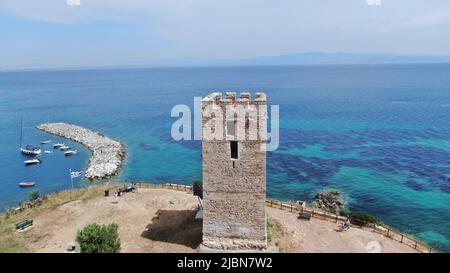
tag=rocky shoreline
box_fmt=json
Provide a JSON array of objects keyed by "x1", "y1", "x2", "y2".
[
  {"x1": 36, "y1": 123, "x2": 125, "y2": 180},
  {"x1": 314, "y1": 189, "x2": 344, "y2": 214}
]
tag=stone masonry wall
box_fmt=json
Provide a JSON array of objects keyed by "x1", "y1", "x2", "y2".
[{"x1": 201, "y1": 92, "x2": 267, "y2": 250}]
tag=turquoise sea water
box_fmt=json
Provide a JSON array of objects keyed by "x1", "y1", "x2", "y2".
[{"x1": 0, "y1": 64, "x2": 450, "y2": 251}]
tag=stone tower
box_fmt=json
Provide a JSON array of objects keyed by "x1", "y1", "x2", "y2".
[{"x1": 201, "y1": 92, "x2": 267, "y2": 250}]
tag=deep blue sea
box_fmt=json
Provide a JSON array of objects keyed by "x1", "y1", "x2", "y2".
[{"x1": 1, "y1": 64, "x2": 450, "y2": 252}]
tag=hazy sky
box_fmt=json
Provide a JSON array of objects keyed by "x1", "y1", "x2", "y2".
[{"x1": 1, "y1": 0, "x2": 450, "y2": 69}]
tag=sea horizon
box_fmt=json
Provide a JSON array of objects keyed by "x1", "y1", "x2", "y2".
[{"x1": 2, "y1": 59, "x2": 450, "y2": 74}]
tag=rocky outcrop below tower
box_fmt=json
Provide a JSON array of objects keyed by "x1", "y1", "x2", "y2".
[
  {"x1": 36, "y1": 123, "x2": 125, "y2": 180},
  {"x1": 314, "y1": 189, "x2": 344, "y2": 214}
]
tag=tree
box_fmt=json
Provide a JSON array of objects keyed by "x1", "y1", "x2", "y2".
[
  {"x1": 29, "y1": 190, "x2": 40, "y2": 202},
  {"x1": 76, "y1": 223, "x2": 121, "y2": 253},
  {"x1": 193, "y1": 180, "x2": 203, "y2": 199}
]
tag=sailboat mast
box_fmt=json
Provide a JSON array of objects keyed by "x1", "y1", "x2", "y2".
[{"x1": 19, "y1": 118, "x2": 23, "y2": 148}]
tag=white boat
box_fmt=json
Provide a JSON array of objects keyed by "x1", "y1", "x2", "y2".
[
  {"x1": 40, "y1": 140, "x2": 52, "y2": 144},
  {"x1": 65, "y1": 150, "x2": 78, "y2": 156},
  {"x1": 24, "y1": 158, "x2": 41, "y2": 165},
  {"x1": 19, "y1": 119, "x2": 41, "y2": 155},
  {"x1": 44, "y1": 150, "x2": 53, "y2": 154},
  {"x1": 21, "y1": 145, "x2": 42, "y2": 156},
  {"x1": 53, "y1": 143, "x2": 65, "y2": 149},
  {"x1": 60, "y1": 146, "x2": 71, "y2": 151},
  {"x1": 19, "y1": 182, "x2": 35, "y2": 187}
]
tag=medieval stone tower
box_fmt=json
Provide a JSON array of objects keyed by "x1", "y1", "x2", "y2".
[{"x1": 201, "y1": 92, "x2": 267, "y2": 250}]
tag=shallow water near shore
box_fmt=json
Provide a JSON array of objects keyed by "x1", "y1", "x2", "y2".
[{"x1": 1, "y1": 64, "x2": 450, "y2": 252}]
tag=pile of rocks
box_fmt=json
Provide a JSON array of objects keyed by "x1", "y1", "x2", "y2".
[
  {"x1": 314, "y1": 189, "x2": 344, "y2": 214},
  {"x1": 37, "y1": 123, "x2": 125, "y2": 180}
]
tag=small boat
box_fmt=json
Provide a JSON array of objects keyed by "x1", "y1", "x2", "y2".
[
  {"x1": 40, "y1": 140, "x2": 52, "y2": 144},
  {"x1": 60, "y1": 146, "x2": 71, "y2": 151},
  {"x1": 19, "y1": 182, "x2": 35, "y2": 187},
  {"x1": 21, "y1": 145, "x2": 42, "y2": 156},
  {"x1": 44, "y1": 150, "x2": 53, "y2": 154},
  {"x1": 53, "y1": 143, "x2": 65, "y2": 149},
  {"x1": 65, "y1": 150, "x2": 78, "y2": 156},
  {"x1": 24, "y1": 158, "x2": 41, "y2": 165}
]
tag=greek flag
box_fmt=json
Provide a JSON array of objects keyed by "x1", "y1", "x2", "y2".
[{"x1": 70, "y1": 170, "x2": 83, "y2": 179}]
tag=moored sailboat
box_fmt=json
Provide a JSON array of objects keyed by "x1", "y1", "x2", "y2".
[
  {"x1": 19, "y1": 119, "x2": 41, "y2": 156},
  {"x1": 21, "y1": 145, "x2": 42, "y2": 156}
]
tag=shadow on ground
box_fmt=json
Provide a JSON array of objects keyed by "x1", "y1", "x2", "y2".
[{"x1": 141, "y1": 209, "x2": 202, "y2": 249}]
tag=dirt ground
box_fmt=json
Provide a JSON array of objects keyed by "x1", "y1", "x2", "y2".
[
  {"x1": 25, "y1": 188, "x2": 201, "y2": 253},
  {"x1": 266, "y1": 207, "x2": 418, "y2": 253},
  {"x1": 8, "y1": 188, "x2": 418, "y2": 253}
]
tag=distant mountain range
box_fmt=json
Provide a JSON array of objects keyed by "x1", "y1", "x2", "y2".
[
  {"x1": 3, "y1": 52, "x2": 450, "y2": 71},
  {"x1": 149, "y1": 52, "x2": 450, "y2": 67}
]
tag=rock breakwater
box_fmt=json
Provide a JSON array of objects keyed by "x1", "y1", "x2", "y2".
[{"x1": 37, "y1": 123, "x2": 125, "y2": 180}]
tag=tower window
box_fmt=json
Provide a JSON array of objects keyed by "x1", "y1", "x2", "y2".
[{"x1": 230, "y1": 141, "x2": 238, "y2": 159}]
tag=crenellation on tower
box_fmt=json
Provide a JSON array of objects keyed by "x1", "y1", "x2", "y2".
[{"x1": 255, "y1": 92, "x2": 267, "y2": 103}]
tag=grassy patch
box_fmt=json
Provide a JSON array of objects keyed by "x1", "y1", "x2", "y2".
[
  {"x1": 267, "y1": 217, "x2": 285, "y2": 245},
  {"x1": 0, "y1": 183, "x2": 117, "y2": 253},
  {"x1": 0, "y1": 217, "x2": 27, "y2": 252}
]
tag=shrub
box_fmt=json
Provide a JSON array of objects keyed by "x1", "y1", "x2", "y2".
[
  {"x1": 339, "y1": 209, "x2": 350, "y2": 217},
  {"x1": 76, "y1": 223, "x2": 121, "y2": 253},
  {"x1": 349, "y1": 211, "x2": 383, "y2": 227},
  {"x1": 29, "y1": 190, "x2": 40, "y2": 202},
  {"x1": 193, "y1": 180, "x2": 203, "y2": 199}
]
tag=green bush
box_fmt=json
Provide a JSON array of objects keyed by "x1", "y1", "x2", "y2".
[
  {"x1": 349, "y1": 211, "x2": 383, "y2": 227},
  {"x1": 339, "y1": 209, "x2": 350, "y2": 217},
  {"x1": 76, "y1": 223, "x2": 121, "y2": 253},
  {"x1": 193, "y1": 180, "x2": 203, "y2": 199},
  {"x1": 29, "y1": 190, "x2": 40, "y2": 202}
]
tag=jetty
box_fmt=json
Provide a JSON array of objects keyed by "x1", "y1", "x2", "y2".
[{"x1": 36, "y1": 123, "x2": 125, "y2": 180}]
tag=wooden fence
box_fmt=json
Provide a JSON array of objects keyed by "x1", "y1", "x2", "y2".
[{"x1": 134, "y1": 182, "x2": 193, "y2": 192}]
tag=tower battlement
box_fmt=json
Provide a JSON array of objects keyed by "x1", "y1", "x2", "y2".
[
  {"x1": 201, "y1": 91, "x2": 267, "y2": 142},
  {"x1": 202, "y1": 92, "x2": 267, "y2": 104}
]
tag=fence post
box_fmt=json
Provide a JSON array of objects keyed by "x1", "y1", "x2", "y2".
[
  {"x1": 290, "y1": 204, "x2": 293, "y2": 212},
  {"x1": 335, "y1": 214, "x2": 338, "y2": 223},
  {"x1": 400, "y1": 235, "x2": 403, "y2": 243},
  {"x1": 414, "y1": 241, "x2": 418, "y2": 249},
  {"x1": 270, "y1": 200, "x2": 273, "y2": 207}
]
